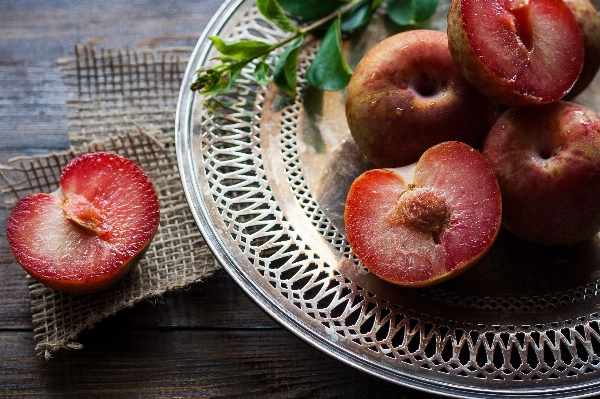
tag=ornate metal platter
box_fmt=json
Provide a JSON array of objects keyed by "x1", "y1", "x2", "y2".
[{"x1": 176, "y1": 0, "x2": 600, "y2": 397}]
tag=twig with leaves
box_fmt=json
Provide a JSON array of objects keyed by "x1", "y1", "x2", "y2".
[{"x1": 190, "y1": 0, "x2": 439, "y2": 97}]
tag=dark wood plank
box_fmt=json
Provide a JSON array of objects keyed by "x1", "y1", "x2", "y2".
[
  {"x1": 0, "y1": 65, "x2": 70, "y2": 153},
  {"x1": 0, "y1": 0, "x2": 222, "y2": 157},
  {"x1": 0, "y1": 257, "x2": 32, "y2": 328},
  {"x1": 95, "y1": 270, "x2": 282, "y2": 330},
  {"x1": 0, "y1": 258, "x2": 281, "y2": 330},
  {"x1": 0, "y1": 329, "x2": 439, "y2": 398},
  {"x1": 0, "y1": 0, "x2": 223, "y2": 63}
]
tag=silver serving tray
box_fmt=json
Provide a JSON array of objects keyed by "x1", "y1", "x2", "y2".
[{"x1": 176, "y1": 1, "x2": 600, "y2": 397}]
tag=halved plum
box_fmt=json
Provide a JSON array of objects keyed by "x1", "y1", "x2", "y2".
[
  {"x1": 448, "y1": 0, "x2": 585, "y2": 106},
  {"x1": 344, "y1": 141, "x2": 502, "y2": 287},
  {"x1": 7, "y1": 152, "x2": 160, "y2": 294}
]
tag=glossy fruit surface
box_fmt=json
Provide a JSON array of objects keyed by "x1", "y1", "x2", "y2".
[
  {"x1": 7, "y1": 152, "x2": 160, "y2": 294},
  {"x1": 448, "y1": 0, "x2": 584, "y2": 106},
  {"x1": 563, "y1": 0, "x2": 600, "y2": 99},
  {"x1": 344, "y1": 141, "x2": 501, "y2": 287},
  {"x1": 482, "y1": 102, "x2": 600, "y2": 246},
  {"x1": 346, "y1": 29, "x2": 495, "y2": 168}
]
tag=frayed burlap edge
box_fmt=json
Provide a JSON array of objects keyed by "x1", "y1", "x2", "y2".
[{"x1": 0, "y1": 46, "x2": 220, "y2": 359}]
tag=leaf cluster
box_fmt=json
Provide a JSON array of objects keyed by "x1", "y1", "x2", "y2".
[{"x1": 191, "y1": 0, "x2": 439, "y2": 97}]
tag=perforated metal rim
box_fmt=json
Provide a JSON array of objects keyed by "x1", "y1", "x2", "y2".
[{"x1": 175, "y1": 1, "x2": 600, "y2": 397}]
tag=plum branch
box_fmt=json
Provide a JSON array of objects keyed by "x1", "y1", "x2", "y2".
[{"x1": 190, "y1": 0, "x2": 439, "y2": 97}]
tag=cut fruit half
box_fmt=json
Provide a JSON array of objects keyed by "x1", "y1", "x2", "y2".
[
  {"x1": 7, "y1": 152, "x2": 160, "y2": 294},
  {"x1": 448, "y1": 0, "x2": 585, "y2": 106},
  {"x1": 344, "y1": 141, "x2": 502, "y2": 287}
]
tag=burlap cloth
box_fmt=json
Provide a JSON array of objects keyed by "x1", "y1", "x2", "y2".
[{"x1": 0, "y1": 46, "x2": 220, "y2": 359}]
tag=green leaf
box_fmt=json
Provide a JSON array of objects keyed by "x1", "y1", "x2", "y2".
[
  {"x1": 306, "y1": 15, "x2": 352, "y2": 91},
  {"x1": 273, "y1": 37, "x2": 304, "y2": 97},
  {"x1": 205, "y1": 97, "x2": 235, "y2": 113},
  {"x1": 198, "y1": 61, "x2": 247, "y2": 96},
  {"x1": 340, "y1": 1, "x2": 373, "y2": 32},
  {"x1": 278, "y1": 0, "x2": 345, "y2": 21},
  {"x1": 386, "y1": 0, "x2": 439, "y2": 26},
  {"x1": 257, "y1": 0, "x2": 297, "y2": 33},
  {"x1": 210, "y1": 36, "x2": 274, "y2": 61},
  {"x1": 370, "y1": 0, "x2": 384, "y2": 9},
  {"x1": 212, "y1": 55, "x2": 241, "y2": 63},
  {"x1": 222, "y1": 64, "x2": 245, "y2": 92},
  {"x1": 254, "y1": 59, "x2": 271, "y2": 86}
]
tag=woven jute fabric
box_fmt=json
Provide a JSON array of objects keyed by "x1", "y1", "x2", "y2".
[{"x1": 0, "y1": 46, "x2": 219, "y2": 359}]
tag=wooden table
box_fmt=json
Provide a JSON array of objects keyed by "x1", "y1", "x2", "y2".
[{"x1": 0, "y1": 1, "x2": 443, "y2": 397}]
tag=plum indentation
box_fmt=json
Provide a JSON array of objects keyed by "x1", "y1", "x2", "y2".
[
  {"x1": 409, "y1": 73, "x2": 443, "y2": 97},
  {"x1": 533, "y1": 129, "x2": 563, "y2": 161},
  {"x1": 395, "y1": 187, "x2": 449, "y2": 238},
  {"x1": 537, "y1": 144, "x2": 561, "y2": 161},
  {"x1": 509, "y1": 0, "x2": 534, "y2": 52}
]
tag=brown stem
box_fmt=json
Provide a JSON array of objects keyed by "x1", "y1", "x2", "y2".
[{"x1": 300, "y1": 0, "x2": 364, "y2": 34}]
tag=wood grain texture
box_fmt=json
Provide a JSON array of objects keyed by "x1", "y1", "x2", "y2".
[
  {"x1": 0, "y1": 329, "x2": 439, "y2": 398},
  {"x1": 0, "y1": 1, "x2": 441, "y2": 397}
]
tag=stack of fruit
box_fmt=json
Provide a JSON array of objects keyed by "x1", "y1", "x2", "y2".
[{"x1": 344, "y1": 0, "x2": 600, "y2": 287}]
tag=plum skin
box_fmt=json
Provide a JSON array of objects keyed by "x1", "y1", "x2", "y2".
[
  {"x1": 563, "y1": 0, "x2": 600, "y2": 99},
  {"x1": 344, "y1": 141, "x2": 502, "y2": 287},
  {"x1": 447, "y1": 0, "x2": 585, "y2": 106},
  {"x1": 481, "y1": 102, "x2": 600, "y2": 246},
  {"x1": 345, "y1": 29, "x2": 496, "y2": 168},
  {"x1": 6, "y1": 152, "x2": 160, "y2": 295}
]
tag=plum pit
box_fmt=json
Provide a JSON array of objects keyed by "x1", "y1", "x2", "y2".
[
  {"x1": 395, "y1": 187, "x2": 449, "y2": 243},
  {"x1": 62, "y1": 193, "x2": 106, "y2": 236}
]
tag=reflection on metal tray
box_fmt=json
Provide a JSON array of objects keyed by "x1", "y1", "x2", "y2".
[{"x1": 176, "y1": 0, "x2": 600, "y2": 397}]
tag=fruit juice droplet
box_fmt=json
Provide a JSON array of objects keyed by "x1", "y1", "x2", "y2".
[{"x1": 574, "y1": 110, "x2": 590, "y2": 126}]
